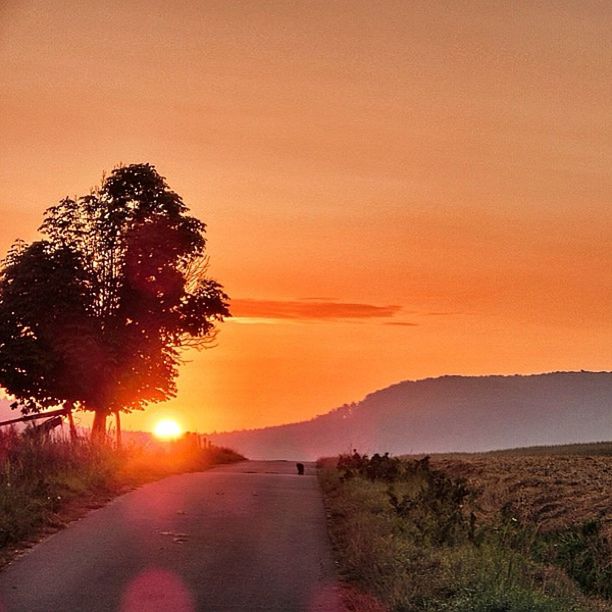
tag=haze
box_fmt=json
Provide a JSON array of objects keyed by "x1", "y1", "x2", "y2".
[{"x1": 1, "y1": 1, "x2": 610, "y2": 433}]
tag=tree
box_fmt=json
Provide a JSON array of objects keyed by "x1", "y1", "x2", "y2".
[{"x1": 0, "y1": 164, "x2": 230, "y2": 441}]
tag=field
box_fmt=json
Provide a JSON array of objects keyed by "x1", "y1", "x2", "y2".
[
  {"x1": 430, "y1": 453, "x2": 611, "y2": 541},
  {"x1": 319, "y1": 443, "x2": 612, "y2": 612},
  {"x1": 481, "y1": 441, "x2": 612, "y2": 457}
]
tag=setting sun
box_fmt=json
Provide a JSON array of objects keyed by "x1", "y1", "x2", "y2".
[{"x1": 153, "y1": 419, "x2": 183, "y2": 441}]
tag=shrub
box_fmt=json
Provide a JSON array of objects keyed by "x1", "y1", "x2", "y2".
[{"x1": 387, "y1": 465, "x2": 472, "y2": 546}]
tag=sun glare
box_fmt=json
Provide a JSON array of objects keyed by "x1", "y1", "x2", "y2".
[{"x1": 153, "y1": 419, "x2": 183, "y2": 440}]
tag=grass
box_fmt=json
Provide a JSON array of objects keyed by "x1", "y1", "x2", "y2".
[
  {"x1": 0, "y1": 427, "x2": 244, "y2": 561},
  {"x1": 319, "y1": 452, "x2": 612, "y2": 612}
]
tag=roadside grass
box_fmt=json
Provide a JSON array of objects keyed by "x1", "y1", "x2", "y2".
[
  {"x1": 319, "y1": 453, "x2": 611, "y2": 612},
  {"x1": 0, "y1": 427, "x2": 244, "y2": 559}
]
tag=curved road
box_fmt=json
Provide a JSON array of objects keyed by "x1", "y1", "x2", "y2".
[{"x1": 0, "y1": 461, "x2": 342, "y2": 612}]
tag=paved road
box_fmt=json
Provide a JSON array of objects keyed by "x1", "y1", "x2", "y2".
[{"x1": 0, "y1": 461, "x2": 342, "y2": 612}]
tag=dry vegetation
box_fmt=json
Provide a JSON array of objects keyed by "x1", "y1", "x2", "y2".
[
  {"x1": 0, "y1": 428, "x2": 244, "y2": 566},
  {"x1": 430, "y1": 454, "x2": 612, "y2": 540},
  {"x1": 319, "y1": 444, "x2": 612, "y2": 612}
]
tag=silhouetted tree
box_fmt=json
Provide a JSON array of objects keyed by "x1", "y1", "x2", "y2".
[{"x1": 0, "y1": 164, "x2": 229, "y2": 441}]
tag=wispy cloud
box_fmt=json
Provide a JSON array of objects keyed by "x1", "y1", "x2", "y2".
[
  {"x1": 298, "y1": 296, "x2": 338, "y2": 301},
  {"x1": 425, "y1": 311, "x2": 464, "y2": 316},
  {"x1": 231, "y1": 298, "x2": 402, "y2": 321},
  {"x1": 384, "y1": 321, "x2": 419, "y2": 326}
]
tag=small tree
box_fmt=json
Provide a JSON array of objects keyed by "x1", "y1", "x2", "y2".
[{"x1": 0, "y1": 164, "x2": 229, "y2": 441}]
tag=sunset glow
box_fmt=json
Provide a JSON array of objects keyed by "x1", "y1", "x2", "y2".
[
  {"x1": 153, "y1": 419, "x2": 183, "y2": 441},
  {"x1": 1, "y1": 2, "x2": 610, "y2": 434}
]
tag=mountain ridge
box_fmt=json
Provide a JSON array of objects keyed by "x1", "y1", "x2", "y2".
[{"x1": 207, "y1": 371, "x2": 612, "y2": 460}]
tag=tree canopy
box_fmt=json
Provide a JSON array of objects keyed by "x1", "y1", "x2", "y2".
[{"x1": 0, "y1": 164, "x2": 229, "y2": 438}]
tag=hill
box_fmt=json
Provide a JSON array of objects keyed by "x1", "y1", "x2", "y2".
[{"x1": 207, "y1": 371, "x2": 612, "y2": 460}]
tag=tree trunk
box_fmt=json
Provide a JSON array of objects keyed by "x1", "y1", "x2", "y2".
[
  {"x1": 91, "y1": 410, "x2": 107, "y2": 444},
  {"x1": 115, "y1": 411, "x2": 122, "y2": 450},
  {"x1": 67, "y1": 405, "x2": 78, "y2": 442}
]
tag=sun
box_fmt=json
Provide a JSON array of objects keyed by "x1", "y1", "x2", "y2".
[{"x1": 153, "y1": 418, "x2": 183, "y2": 440}]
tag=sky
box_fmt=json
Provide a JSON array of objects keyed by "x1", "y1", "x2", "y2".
[{"x1": 1, "y1": 1, "x2": 611, "y2": 434}]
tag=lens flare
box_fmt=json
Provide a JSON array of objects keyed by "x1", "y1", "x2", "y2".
[{"x1": 153, "y1": 419, "x2": 182, "y2": 440}]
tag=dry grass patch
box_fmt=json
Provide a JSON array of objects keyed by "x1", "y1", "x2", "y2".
[
  {"x1": 430, "y1": 454, "x2": 612, "y2": 539},
  {"x1": 0, "y1": 428, "x2": 244, "y2": 566}
]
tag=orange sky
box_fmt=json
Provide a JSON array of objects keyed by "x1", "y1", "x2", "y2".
[{"x1": 1, "y1": 1, "x2": 610, "y2": 434}]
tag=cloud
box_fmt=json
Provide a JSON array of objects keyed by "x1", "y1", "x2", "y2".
[
  {"x1": 384, "y1": 321, "x2": 419, "y2": 326},
  {"x1": 426, "y1": 311, "x2": 464, "y2": 316},
  {"x1": 231, "y1": 298, "x2": 402, "y2": 321},
  {"x1": 298, "y1": 296, "x2": 339, "y2": 301}
]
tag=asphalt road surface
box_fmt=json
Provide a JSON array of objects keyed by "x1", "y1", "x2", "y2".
[{"x1": 0, "y1": 461, "x2": 342, "y2": 612}]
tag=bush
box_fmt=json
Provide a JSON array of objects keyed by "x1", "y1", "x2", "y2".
[
  {"x1": 338, "y1": 451, "x2": 403, "y2": 482},
  {"x1": 387, "y1": 466, "x2": 472, "y2": 547}
]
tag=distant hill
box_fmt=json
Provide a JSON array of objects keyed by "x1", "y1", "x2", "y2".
[{"x1": 207, "y1": 372, "x2": 612, "y2": 460}]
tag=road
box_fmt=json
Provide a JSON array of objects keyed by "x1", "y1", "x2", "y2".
[{"x1": 0, "y1": 461, "x2": 342, "y2": 612}]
